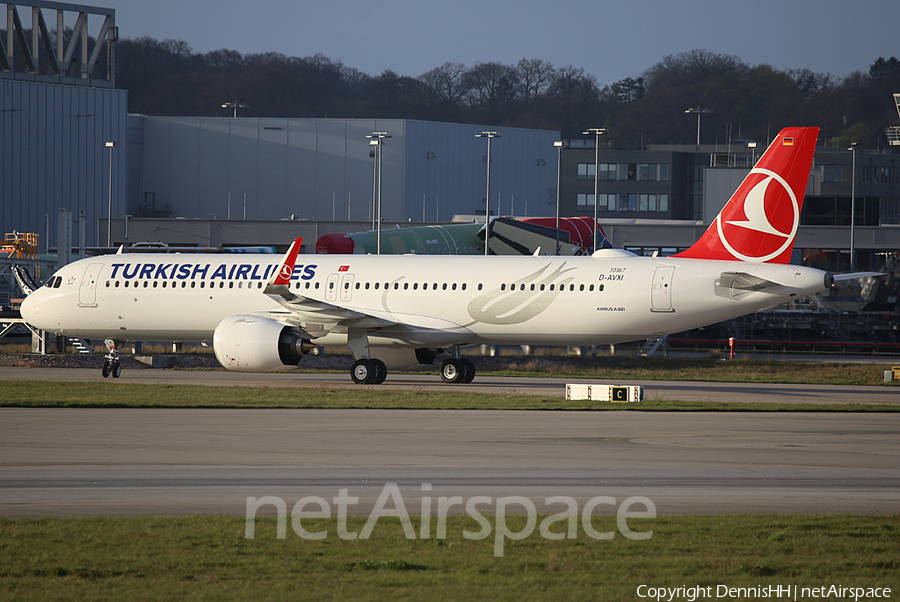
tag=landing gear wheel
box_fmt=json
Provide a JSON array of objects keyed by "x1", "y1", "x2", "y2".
[
  {"x1": 440, "y1": 358, "x2": 465, "y2": 383},
  {"x1": 459, "y1": 358, "x2": 476, "y2": 383},
  {"x1": 102, "y1": 339, "x2": 121, "y2": 379},
  {"x1": 351, "y1": 359, "x2": 377, "y2": 384},
  {"x1": 372, "y1": 359, "x2": 388, "y2": 384}
]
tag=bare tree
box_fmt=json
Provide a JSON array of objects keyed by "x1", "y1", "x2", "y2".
[
  {"x1": 461, "y1": 62, "x2": 520, "y2": 122},
  {"x1": 644, "y1": 49, "x2": 745, "y2": 89},
  {"x1": 515, "y1": 58, "x2": 555, "y2": 108}
]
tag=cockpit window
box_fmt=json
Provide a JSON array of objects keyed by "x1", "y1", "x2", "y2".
[{"x1": 45, "y1": 276, "x2": 62, "y2": 288}]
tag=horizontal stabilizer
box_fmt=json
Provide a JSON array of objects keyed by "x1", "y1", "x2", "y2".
[
  {"x1": 715, "y1": 271, "x2": 779, "y2": 298},
  {"x1": 716, "y1": 272, "x2": 777, "y2": 291},
  {"x1": 831, "y1": 272, "x2": 883, "y2": 282}
]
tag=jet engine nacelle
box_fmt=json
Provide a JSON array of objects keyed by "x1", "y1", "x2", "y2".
[{"x1": 213, "y1": 314, "x2": 314, "y2": 371}]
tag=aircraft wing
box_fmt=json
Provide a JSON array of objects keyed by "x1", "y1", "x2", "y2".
[{"x1": 263, "y1": 238, "x2": 473, "y2": 346}]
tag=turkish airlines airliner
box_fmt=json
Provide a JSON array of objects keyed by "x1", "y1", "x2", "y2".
[{"x1": 20, "y1": 127, "x2": 845, "y2": 384}]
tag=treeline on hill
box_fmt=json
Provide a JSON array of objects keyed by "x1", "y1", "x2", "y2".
[{"x1": 117, "y1": 39, "x2": 900, "y2": 149}]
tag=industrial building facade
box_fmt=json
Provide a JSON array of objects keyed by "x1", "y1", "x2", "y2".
[
  {"x1": 129, "y1": 117, "x2": 560, "y2": 226},
  {"x1": 1, "y1": 0, "x2": 124, "y2": 250},
  {"x1": 1, "y1": 78, "x2": 127, "y2": 250}
]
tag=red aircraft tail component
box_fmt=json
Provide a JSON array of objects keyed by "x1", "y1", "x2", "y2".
[
  {"x1": 271, "y1": 237, "x2": 303, "y2": 285},
  {"x1": 674, "y1": 127, "x2": 819, "y2": 264},
  {"x1": 316, "y1": 233, "x2": 355, "y2": 254}
]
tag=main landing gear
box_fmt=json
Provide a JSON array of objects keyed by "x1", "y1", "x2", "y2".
[
  {"x1": 350, "y1": 358, "x2": 387, "y2": 385},
  {"x1": 101, "y1": 339, "x2": 122, "y2": 378},
  {"x1": 348, "y1": 348, "x2": 476, "y2": 385},
  {"x1": 346, "y1": 327, "x2": 477, "y2": 385},
  {"x1": 439, "y1": 356, "x2": 475, "y2": 384}
]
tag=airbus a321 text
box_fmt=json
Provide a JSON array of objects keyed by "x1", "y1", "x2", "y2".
[{"x1": 21, "y1": 127, "x2": 850, "y2": 384}]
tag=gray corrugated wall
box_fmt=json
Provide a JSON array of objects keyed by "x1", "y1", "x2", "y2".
[
  {"x1": 0, "y1": 79, "x2": 127, "y2": 249},
  {"x1": 403, "y1": 121, "x2": 559, "y2": 222},
  {"x1": 136, "y1": 117, "x2": 559, "y2": 226},
  {"x1": 139, "y1": 117, "x2": 410, "y2": 223}
]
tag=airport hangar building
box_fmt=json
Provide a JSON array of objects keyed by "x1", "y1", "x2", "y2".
[{"x1": 3, "y1": 0, "x2": 900, "y2": 274}]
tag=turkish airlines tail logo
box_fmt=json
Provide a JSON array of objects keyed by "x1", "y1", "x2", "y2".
[
  {"x1": 726, "y1": 175, "x2": 790, "y2": 237},
  {"x1": 674, "y1": 127, "x2": 819, "y2": 264},
  {"x1": 271, "y1": 237, "x2": 303, "y2": 286}
]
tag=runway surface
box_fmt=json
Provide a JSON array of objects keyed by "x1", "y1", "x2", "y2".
[
  {"x1": 1, "y1": 407, "x2": 898, "y2": 518},
  {"x1": 1, "y1": 366, "x2": 898, "y2": 404}
]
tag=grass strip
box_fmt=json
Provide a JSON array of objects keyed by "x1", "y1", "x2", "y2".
[
  {"x1": 474, "y1": 356, "x2": 900, "y2": 386},
  {"x1": 1, "y1": 514, "x2": 897, "y2": 601},
  {"x1": 0, "y1": 381, "x2": 897, "y2": 412}
]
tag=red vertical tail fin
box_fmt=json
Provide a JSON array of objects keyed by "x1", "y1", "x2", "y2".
[{"x1": 674, "y1": 127, "x2": 819, "y2": 263}]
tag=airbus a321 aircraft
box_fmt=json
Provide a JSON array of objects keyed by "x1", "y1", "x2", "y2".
[{"x1": 21, "y1": 127, "x2": 842, "y2": 384}]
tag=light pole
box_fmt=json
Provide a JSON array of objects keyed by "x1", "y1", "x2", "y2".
[
  {"x1": 553, "y1": 140, "x2": 564, "y2": 255},
  {"x1": 105, "y1": 141, "x2": 117, "y2": 247},
  {"x1": 366, "y1": 132, "x2": 391, "y2": 254},
  {"x1": 221, "y1": 101, "x2": 249, "y2": 118},
  {"x1": 849, "y1": 142, "x2": 858, "y2": 271},
  {"x1": 369, "y1": 141, "x2": 378, "y2": 230},
  {"x1": 582, "y1": 128, "x2": 608, "y2": 252},
  {"x1": 685, "y1": 107, "x2": 712, "y2": 147},
  {"x1": 476, "y1": 131, "x2": 500, "y2": 256}
]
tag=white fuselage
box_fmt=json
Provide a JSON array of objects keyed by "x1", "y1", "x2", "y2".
[{"x1": 21, "y1": 251, "x2": 829, "y2": 348}]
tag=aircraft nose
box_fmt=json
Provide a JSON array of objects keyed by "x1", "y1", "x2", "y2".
[
  {"x1": 19, "y1": 290, "x2": 49, "y2": 330},
  {"x1": 19, "y1": 293, "x2": 38, "y2": 323}
]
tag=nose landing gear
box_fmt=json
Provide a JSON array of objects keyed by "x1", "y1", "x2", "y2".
[{"x1": 102, "y1": 339, "x2": 122, "y2": 378}]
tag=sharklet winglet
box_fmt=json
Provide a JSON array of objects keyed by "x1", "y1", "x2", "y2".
[{"x1": 268, "y1": 237, "x2": 303, "y2": 287}]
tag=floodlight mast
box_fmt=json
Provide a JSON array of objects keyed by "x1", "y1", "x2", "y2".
[
  {"x1": 221, "y1": 101, "x2": 249, "y2": 118},
  {"x1": 366, "y1": 132, "x2": 391, "y2": 254},
  {"x1": 849, "y1": 142, "x2": 857, "y2": 271},
  {"x1": 685, "y1": 107, "x2": 712, "y2": 147},
  {"x1": 582, "y1": 128, "x2": 607, "y2": 252},
  {"x1": 476, "y1": 131, "x2": 500, "y2": 256},
  {"x1": 105, "y1": 141, "x2": 117, "y2": 247},
  {"x1": 553, "y1": 141, "x2": 564, "y2": 255}
]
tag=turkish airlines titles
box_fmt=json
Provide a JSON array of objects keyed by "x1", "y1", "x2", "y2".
[{"x1": 106, "y1": 262, "x2": 318, "y2": 282}]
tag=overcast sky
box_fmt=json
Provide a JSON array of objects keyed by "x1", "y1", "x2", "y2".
[{"x1": 100, "y1": 0, "x2": 898, "y2": 85}]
